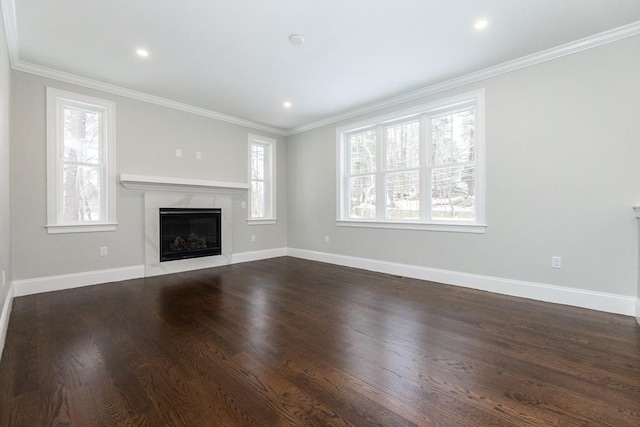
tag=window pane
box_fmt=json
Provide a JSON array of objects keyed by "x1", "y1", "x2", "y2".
[
  {"x1": 251, "y1": 144, "x2": 265, "y2": 180},
  {"x1": 63, "y1": 165, "x2": 101, "y2": 221},
  {"x1": 349, "y1": 130, "x2": 376, "y2": 174},
  {"x1": 432, "y1": 166, "x2": 475, "y2": 220},
  {"x1": 386, "y1": 121, "x2": 419, "y2": 170},
  {"x1": 432, "y1": 109, "x2": 474, "y2": 166},
  {"x1": 386, "y1": 171, "x2": 419, "y2": 219},
  {"x1": 64, "y1": 107, "x2": 100, "y2": 164},
  {"x1": 349, "y1": 175, "x2": 376, "y2": 219},
  {"x1": 251, "y1": 180, "x2": 265, "y2": 218}
]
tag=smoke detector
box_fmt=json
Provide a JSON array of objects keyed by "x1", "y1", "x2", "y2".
[{"x1": 289, "y1": 34, "x2": 305, "y2": 45}]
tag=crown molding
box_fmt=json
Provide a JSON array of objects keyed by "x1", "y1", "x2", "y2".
[
  {"x1": 1, "y1": 0, "x2": 286, "y2": 135},
  {"x1": 2, "y1": 0, "x2": 637, "y2": 137},
  {"x1": 286, "y1": 21, "x2": 640, "y2": 136},
  {"x1": 13, "y1": 60, "x2": 287, "y2": 136}
]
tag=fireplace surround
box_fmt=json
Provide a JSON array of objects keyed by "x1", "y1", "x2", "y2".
[
  {"x1": 120, "y1": 174, "x2": 247, "y2": 277},
  {"x1": 143, "y1": 193, "x2": 233, "y2": 277}
]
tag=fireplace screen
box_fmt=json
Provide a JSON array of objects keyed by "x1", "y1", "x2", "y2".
[{"x1": 159, "y1": 208, "x2": 221, "y2": 262}]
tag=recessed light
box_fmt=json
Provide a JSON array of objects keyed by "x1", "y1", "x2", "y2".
[
  {"x1": 474, "y1": 19, "x2": 488, "y2": 30},
  {"x1": 289, "y1": 34, "x2": 304, "y2": 45},
  {"x1": 283, "y1": 101, "x2": 292, "y2": 108},
  {"x1": 136, "y1": 48, "x2": 149, "y2": 57}
]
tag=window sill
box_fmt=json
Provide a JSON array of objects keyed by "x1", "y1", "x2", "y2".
[
  {"x1": 46, "y1": 223, "x2": 118, "y2": 234},
  {"x1": 247, "y1": 218, "x2": 277, "y2": 226},
  {"x1": 336, "y1": 220, "x2": 486, "y2": 233}
]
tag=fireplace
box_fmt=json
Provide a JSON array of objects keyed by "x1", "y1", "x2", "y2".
[{"x1": 159, "y1": 208, "x2": 221, "y2": 262}]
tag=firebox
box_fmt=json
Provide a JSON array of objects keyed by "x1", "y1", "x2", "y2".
[{"x1": 159, "y1": 208, "x2": 221, "y2": 262}]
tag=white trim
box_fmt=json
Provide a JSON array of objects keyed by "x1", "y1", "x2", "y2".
[
  {"x1": 288, "y1": 22, "x2": 640, "y2": 135},
  {"x1": 248, "y1": 134, "x2": 277, "y2": 221},
  {"x1": 286, "y1": 248, "x2": 637, "y2": 317},
  {"x1": 45, "y1": 223, "x2": 117, "y2": 234},
  {"x1": 337, "y1": 89, "x2": 485, "y2": 229},
  {"x1": 0, "y1": 284, "x2": 14, "y2": 363},
  {"x1": 336, "y1": 220, "x2": 486, "y2": 233},
  {"x1": 12, "y1": 265, "x2": 145, "y2": 297},
  {"x1": 232, "y1": 248, "x2": 287, "y2": 264},
  {"x1": 7, "y1": 252, "x2": 639, "y2": 321},
  {"x1": 120, "y1": 173, "x2": 248, "y2": 194},
  {"x1": 13, "y1": 59, "x2": 288, "y2": 136},
  {"x1": 247, "y1": 219, "x2": 277, "y2": 225},
  {"x1": 46, "y1": 87, "x2": 117, "y2": 232},
  {"x1": 1, "y1": 0, "x2": 635, "y2": 137}
]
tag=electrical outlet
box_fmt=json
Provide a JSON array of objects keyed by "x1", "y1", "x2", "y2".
[
  {"x1": 324, "y1": 235, "x2": 330, "y2": 243},
  {"x1": 175, "y1": 148, "x2": 182, "y2": 157},
  {"x1": 100, "y1": 246, "x2": 108, "y2": 256},
  {"x1": 551, "y1": 256, "x2": 561, "y2": 269},
  {"x1": 196, "y1": 152, "x2": 201, "y2": 160},
  {"x1": 251, "y1": 235, "x2": 256, "y2": 242}
]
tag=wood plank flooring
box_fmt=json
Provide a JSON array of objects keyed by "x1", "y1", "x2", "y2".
[{"x1": 0, "y1": 256, "x2": 638, "y2": 426}]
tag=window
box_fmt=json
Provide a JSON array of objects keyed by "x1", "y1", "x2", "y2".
[
  {"x1": 248, "y1": 134, "x2": 276, "y2": 224},
  {"x1": 337, "y1": 90, "x2": 485, "y2": 232},
  {"x1": 46, "y1": 88, "x2": 116, "y2": 233}
]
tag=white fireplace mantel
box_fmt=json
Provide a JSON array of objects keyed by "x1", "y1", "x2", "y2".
[{"x1": 120, "y1": 173, "x2": 248, "y2": 194}]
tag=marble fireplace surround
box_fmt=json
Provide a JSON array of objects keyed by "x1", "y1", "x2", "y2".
[{"x1": 120, "y1": 174, "x2": 248, "y2": 277}]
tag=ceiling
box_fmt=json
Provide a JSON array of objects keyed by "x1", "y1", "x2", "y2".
[{"x1": 5, "y1": 0, "x2": 640, "y2": 133}]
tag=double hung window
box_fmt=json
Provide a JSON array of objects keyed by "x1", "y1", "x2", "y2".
[
  {"x1": 248, "y1": 134, "x2": 276, "y2": 224},
  {"x1": 338, "y1": 90, "x2": 485, "y2": 232},
  {"x1": 46, "y1": 88, "x2": 116, "y2": 233}
]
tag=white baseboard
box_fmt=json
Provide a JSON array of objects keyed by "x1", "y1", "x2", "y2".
[
  {"x1": 286, "y1": 248, "x2": 637, "y2": 317},
  {"x1": 232, "y1": 247, "x2": 287, "y2": 264},
  {"x1": 7, "y1": 250, "x2": 638, "y2": 320},
  {"x1": 0, "y1": 284, "x2": 15, "y2": 362},
  {"x1": 13, "y1": 265, "x2": 145, "y2": 297}
]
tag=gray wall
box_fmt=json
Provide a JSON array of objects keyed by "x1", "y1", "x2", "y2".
[
  {"x1": 287, "y1": 36, "x2": 640, "y2": 297},
  {"x1": 0, "y1": 14, "x2": 11, "y2": 305},
  {"x1": 10, "y1": 72, "x2": 287, "y2": 280},
  {"x1": 7, "y1": 33, "x2": 640, "y2": 303}
]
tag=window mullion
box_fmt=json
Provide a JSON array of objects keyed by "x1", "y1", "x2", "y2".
[
  {"x1": 375, "y1": 125, "x2": 385, "y2": 220},
  {"x1": 337, "y1": 89, "x2": 483, "y2": 228},
  {"x1": 420, "y1": 115, "x2": 430, "y2": 222}
]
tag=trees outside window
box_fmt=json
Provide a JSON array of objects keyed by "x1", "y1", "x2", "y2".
[
  {"x1": 338, "y1": 90, "x2": 485, "y2": 232},
  {"x1": 46, "y1": 88, "x2": 116, "y2": 234},
  {"x1": 248, "y1": 134, "x2": 276, "y2": 224}
]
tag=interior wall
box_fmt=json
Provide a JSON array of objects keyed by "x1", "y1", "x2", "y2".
[
  {"x1": 0, "y1": 12, "x2": 11, "y2": 303},
  {"x1": 10, "y1": 71, "x2": 287, "y2": 281},
  {"x1": 287, "y1": 36, "x2": 640, "y2": 298}
]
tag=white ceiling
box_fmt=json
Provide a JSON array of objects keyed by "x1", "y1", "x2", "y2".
[{"x1": 6, "y1": 0, "x2": 640, "y2": 133}]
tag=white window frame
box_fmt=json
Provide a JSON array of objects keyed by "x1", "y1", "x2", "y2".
[
  {"x1": 248, "y1": 134, "x2": 276, "y2": 225},
  {"x1": 336, "y1": 89, "x2": 486, "y2": 233},
  {"x1": 46, "y1": 88, "x2": 117, "y2": 234}
]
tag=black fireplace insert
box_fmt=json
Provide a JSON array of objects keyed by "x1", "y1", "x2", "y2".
[{"x1": 159, "y1": 208, "x2": 221, "y2": 262}]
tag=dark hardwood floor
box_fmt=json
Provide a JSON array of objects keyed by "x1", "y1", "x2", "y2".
[{"x1": 0, "y1": 257, "x2": 638, "y2": 426}]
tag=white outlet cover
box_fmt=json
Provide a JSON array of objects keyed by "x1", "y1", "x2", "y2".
[{"x1": 176, "y1": 149, "x2": 182, "y2": 157}]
